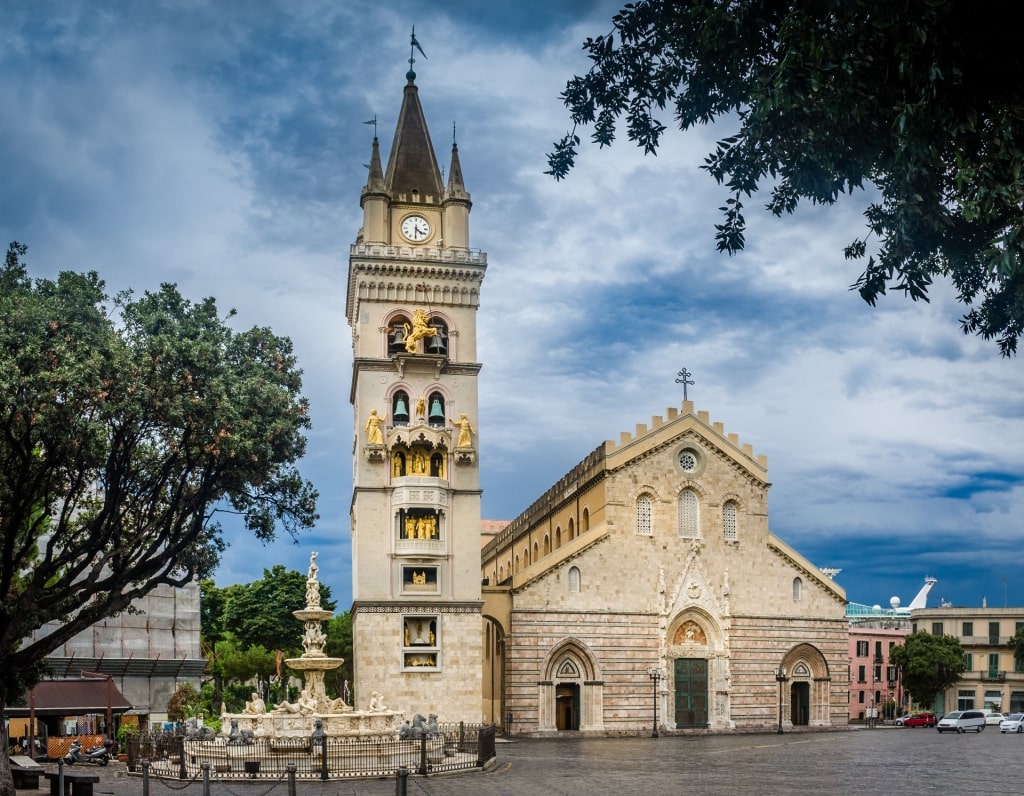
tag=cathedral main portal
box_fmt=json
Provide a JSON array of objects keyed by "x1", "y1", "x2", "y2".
[{"x1": 673, "y1": 658, "x2": 709, "y2": 728}]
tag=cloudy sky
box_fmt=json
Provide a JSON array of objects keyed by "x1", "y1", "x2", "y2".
[{"x1": 4, "y1": 0, "x2": 1023, "y2": 613}]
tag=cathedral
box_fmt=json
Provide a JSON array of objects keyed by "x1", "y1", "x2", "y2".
[{"x1": 346, "y1": 59, "x2": 849, "y2": 733}]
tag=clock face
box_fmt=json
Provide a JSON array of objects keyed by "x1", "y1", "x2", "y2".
[{"x1": 400, "y1": 215, "x2": 431, "y2": 242}]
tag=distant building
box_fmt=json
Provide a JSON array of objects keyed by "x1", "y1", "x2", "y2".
[
  {"x1": 11, "y1": 582, "x2": 206, "y2": 739},
  {"x1": 845, "y1": 579, "x2": 936, "y2": 720},
  {"x1": 910, "y1": 606, "x2": 1024, "y2": 715}
]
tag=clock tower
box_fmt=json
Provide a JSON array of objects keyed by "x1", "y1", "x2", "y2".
[{"x1": 345, "y1": 64, "x2": 485, "y2": 722}]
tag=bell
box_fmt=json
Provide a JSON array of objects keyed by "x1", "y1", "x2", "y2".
[
  {"x1": 394, "y1": 396, "x2": 409, "y2": 422},
  {"x1": 429, "y1": 398, "x2": 444, "y2": 423},
  {"x1": 426, "y1": 326, "x2": 447, "y2": 354}
]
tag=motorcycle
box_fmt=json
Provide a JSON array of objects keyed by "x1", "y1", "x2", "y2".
[{"x1": 63, "y1": 738, "x2": 111, "y2": 766}]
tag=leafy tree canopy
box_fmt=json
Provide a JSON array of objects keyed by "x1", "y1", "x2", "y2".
[
  {"x1": 548, "y1": 0, "x2": 1024, "y2": 355},
  {"x1": 1009, "y1": 626, "x2": 1024, "y2": 668},
  {"x1": 220, "y1": 564, "x2": 335, "y2": 654},
  {"x1": 0, "y1": 242, "x2": 318, "y2": 718},
  {"x1": 890, "y1": 631, "x2": 967, "y2": 709}
]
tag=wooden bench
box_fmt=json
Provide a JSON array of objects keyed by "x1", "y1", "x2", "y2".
[
  {"x1": 42, "y1": 771, "x2": 100, "y2": 796},
  {"x1": 11, "y1": 765, "x2": 42, "y2": 789}
]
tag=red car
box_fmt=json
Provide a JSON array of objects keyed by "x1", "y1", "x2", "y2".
[{"x1": 896, "y1": 712, "x2": 937, "y2": 727}]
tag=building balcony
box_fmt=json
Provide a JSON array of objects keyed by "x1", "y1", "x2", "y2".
[{"x1": 982, "y1": 671, "x2": 1006, "y2": 682}]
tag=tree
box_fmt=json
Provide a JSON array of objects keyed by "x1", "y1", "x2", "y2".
[
  {"x1": 547, "y1": 0, "x2": 1024, "y2": 355},
  {"x1": 166, "y1": 683, "x2": 202, "y2": 722},
  {"x1": 0, "y1": 243, "x2": 318, "y2": 796},
  {"x1": 220, "y1": 564, "x2": 335, "y2": 654},
  {"x1": 1009, "y1": 626, "x2": 1024, "y2": 670},
  {"x1": 890, "y1": 631, "x2": 967, "y2": 710}
]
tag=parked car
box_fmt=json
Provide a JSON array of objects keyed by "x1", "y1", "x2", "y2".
[
  {"x1": 895, "y1": 712, "x2": 937, "y2": 727},
  {"x1": 936, "y1": 710, "x2": 986, "y2": 733},
  {"x1": 999, "y1": 713, "x2": 1024, "y2": 733},
  {"x1": 985, "y1": 712, "x2": 1007, "y2": 726}
]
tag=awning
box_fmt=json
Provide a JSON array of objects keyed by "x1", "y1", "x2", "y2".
[{"x1": 5, "y1": 678, "x2": 132, "y2": 717}]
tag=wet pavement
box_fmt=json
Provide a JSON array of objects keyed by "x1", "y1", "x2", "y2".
[{"x1": 25, "y1": 727, "x2": 1024, "y2": 796}]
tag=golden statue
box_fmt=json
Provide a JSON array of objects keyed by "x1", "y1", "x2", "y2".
[
  {"x1": 454, "y1": 412, "x2": 475, "y2": 448},
  {"x1": 415, "y1": 395, "x2": 427, "y2": 420},
  {"x1": 392, "y1": 450, "x2": 406, "y2": 477},
  {"x1": 404, "y1": 308, "x2": 437, "y2": 354},
  {"x1": 365, "y1": 409, "x2": 385, "y2": 445},
  {"x1": 412, "y1": 570, "x2": 426, "y2": 584}
]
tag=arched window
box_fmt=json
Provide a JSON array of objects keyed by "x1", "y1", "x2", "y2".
[
  {"x1": 427, "y1": 391, "x2": 446, "y2": 427},
  {"x1": 636, "y1": 494, "x2": 653, "y2": 536},
  {"x1": 568, "y1": 517, "x2": 575, "y2": 539},
  {"x1": 678, "y1": 490, "x2": 700, "y2": 538},
  {"x1": 392, "y1": 390, "x2": 410, "y2": 425},
  {"x1": 793, "y1": 577, "x2": 803, "y2": 601},
  {"x1": 388, "y1": 315, "x2": 410, "y2": 355},
  {"x1": 543, "y1": 535, "x2": 550, "y2": 556},
  {"x1": 514, "y1": 555, "x2": 520, "y2": 574},
  {"x1": 524, "y1": 546, "x2": 531, "y2": 567},
  {"x1": 568, "y1": 566, "x2": 581, "y2": 593},
  {"x1": 722, "y1": 500, "x2": 738, "y2": 542},
  {"x1": 425, "y1": 318, "x2": 448, "y2": 356},
  {"x1": 582, "y1": 508, "x2": 590, "y2": 532},
  {"x1": 533, "y1": 541, "x2": 539, "y2": 561},
  {"x1": 555, "y1": 526, "x2": 562, "y2": 548}
]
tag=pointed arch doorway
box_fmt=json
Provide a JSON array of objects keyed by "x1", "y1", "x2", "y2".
[{"x1": 538, "y1": 639, "x2": 605, "y2": 733}]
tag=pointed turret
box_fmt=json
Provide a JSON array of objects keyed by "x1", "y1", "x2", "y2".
[
  {"x1": 360, "y1": 136, "x2": 388, "y2": 243},
  {"x1": 443, "y1": 142, "x2": 471, "y2": 249},
  {"x1": 384, "y1": 76, "x2": 444, "y2": 204}
]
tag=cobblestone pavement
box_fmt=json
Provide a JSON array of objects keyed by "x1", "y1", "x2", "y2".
[{"x1": 31, "y1": 728, "x2": 1024, "y2": 796}]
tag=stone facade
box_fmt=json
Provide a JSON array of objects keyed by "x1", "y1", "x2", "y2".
[
  {"x1": 346, "y1": 70, "x2": 484, "y2": 723},
  {"x1": 482, "y1": 404, "x2": 849, "y2": 734}
]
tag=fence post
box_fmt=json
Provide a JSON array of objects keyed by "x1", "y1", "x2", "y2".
[
  {"x1": 201, "y1": 762, "x2": 210, "y2": 796},
  {"x1": 141, "y1": 758, "x2": 150, "y2": 796},
  {"x1": 320, "y1": 733, "x2": 328, "y2": 780},
  {"x1": 417, "y1": 735, "x2": 427, "y2": 776},
  {"x1": 287, "y1": 763, "x2": 297, "y2": 796},
  {"x1": 57, "y1": 758, "x2": 64, "y2": 796},
  {"x1": 177, "y1": 735, "x2": 187, "y2": 780},
  {"x1": 395, "y1": 765, "x2": 408, "y2": 796}
]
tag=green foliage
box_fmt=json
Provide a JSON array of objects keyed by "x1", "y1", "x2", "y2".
[
  {"x1": 548, "y1": 1, "x2": 1024, "y2": 355},
  {"x1": 167, "y1": 683, "x2": 202, "y2": 721},
  {"x1": 324, "y1": 612, "x2": 353, "y2": 695},
  {"x1": 0, "y1": 242, "x2": 318, "y2": 713},
  {"x1": 1009, "y1": 626, "x2": 1024, "y2": 668},
  {"x1": 221, "y1": 564, "x2": 334, "y2": 654},
  {"x1": 890, "y1": 631, "x2": 967, "y2": 709}
]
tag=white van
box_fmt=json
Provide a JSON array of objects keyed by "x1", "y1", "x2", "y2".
[{"x1": 936, "y1": 709, "x2": 986, "y2": 733}]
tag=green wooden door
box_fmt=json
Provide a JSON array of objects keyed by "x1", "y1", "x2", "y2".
[{"x1": 674, "y1": 658, "x2": 709, "y2": 728}]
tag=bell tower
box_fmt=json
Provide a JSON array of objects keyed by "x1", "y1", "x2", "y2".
[{"x1": 345, "y1": 56, "x2": 485, "y2": 722}]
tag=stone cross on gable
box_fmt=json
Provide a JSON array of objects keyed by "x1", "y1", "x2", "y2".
[{"x1": 675, "y1": 368, "x2": 694, "y2": 402}]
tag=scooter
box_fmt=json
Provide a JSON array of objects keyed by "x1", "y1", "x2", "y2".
[{"x1": 63, "y1": 738, "x2": 110, "y2": 766}]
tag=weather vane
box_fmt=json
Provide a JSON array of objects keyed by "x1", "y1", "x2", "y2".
[
  {"x1": 675, "y1": 367, "x2": 694, "y2": 402},
  {"x1": 363, "y1": 115, "x2": 377, "y2": 138},
  {"x1": 408, "y1": 25, "x2": 427, "y2": 76}
]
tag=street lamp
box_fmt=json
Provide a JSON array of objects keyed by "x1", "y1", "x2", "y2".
[
  {"x1": 774, "y1": 667, "x2": 788, "y2": 734},
  {"x1": 646, "y1": 667, "x2": 664, "y2": 738}
]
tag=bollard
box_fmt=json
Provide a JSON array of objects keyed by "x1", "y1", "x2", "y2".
[
  {"x1": 319, "y1": 733, "x2": 328, "y2": 780},
  {"x1": 201, "y1": 762, "x2": 210, "y2": 796},
  {"x1": 141, "y1": 759, "x2": 150, "y2": 796},
  {"x1": 58, "y1": 758, "x2": 64, "y2": 796},
  {"x1": 395, "y1": 765, "x2": 408, "y2": 796},
  {"x1": 286, "y1": 764, "x2": 297, "y2": 796}
]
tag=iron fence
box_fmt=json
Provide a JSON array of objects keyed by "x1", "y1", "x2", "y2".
[{"x1": 128, "y1": 723, "x2": 495, "y2": 780}]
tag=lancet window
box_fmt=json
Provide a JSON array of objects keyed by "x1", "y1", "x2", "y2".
[{"x1": 678, "y1": 489, "x2": 700, "y2": 538}]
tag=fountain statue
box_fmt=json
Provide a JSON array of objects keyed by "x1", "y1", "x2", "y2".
[{"x1": 218, "y1": 552, "x2": 404, "y2": 740}]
